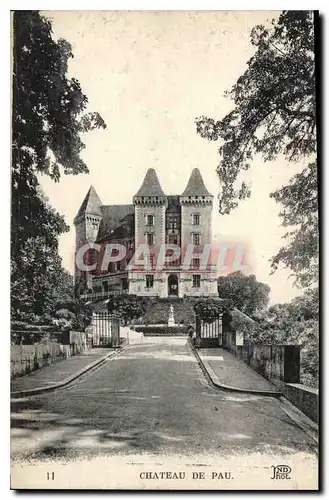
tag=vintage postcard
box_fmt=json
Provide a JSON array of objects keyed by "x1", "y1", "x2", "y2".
[{"x1": 10, "y1": 10, "x2": 319, "y2": 490}]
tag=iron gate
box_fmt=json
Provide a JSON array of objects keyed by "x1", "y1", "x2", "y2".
[
  {"x1": 91, "y1": 312, "x2": 121, "y2": 348},
  {"x1": 195, "y1": 314, "x2": 222, "y2": 347}
]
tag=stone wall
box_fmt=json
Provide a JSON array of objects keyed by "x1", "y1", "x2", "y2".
[
  {"x1": 223, "y1": 342, "x2": 318, "y2": 423},
  {"x1": 69, "y1": 330, "x2": 88, "y2": 355},
  {"x1": 135, "y1": 204, "x2": 166, "y2": 249},
  {"x1": 11, "y1": 343, "x2": 70, "y2": 379},
  {"x1": 129, "y1": 270, "x2": 167, "y2": 297},
  {"x1": 180, "y1": 202, "x2": 212, "y2": 250},
  {"x1": 270, "y1": 380, "x2": 318, "y2": 423},
  {"x1": 227, "y1": 343, "x2": 300, "y2": 383},
  {"x1": 128, "y1": 269, "x2": 218, "y2": 298},
  {"x1": 11, "y1": 331, "x2": 89, "y2": 379}
]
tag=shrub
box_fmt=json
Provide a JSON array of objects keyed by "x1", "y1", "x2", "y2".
[
  {"x1": 133, "y1": 325, "x2": 189, "y2": 335},
  {"x1": 194, "y1": 298, "x2": 224, "y2": 323}
]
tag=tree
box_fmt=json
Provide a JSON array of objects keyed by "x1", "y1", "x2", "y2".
[
  {"x1": 264, "y1": 290, "x2": 318, "y2": 387},
  {"x1": 11, "y1": 236, "x2": 74, "y2": 320},
  {"x1": 236, "y1": 289, "x2": 319, "y2": 387},
  {"x1": 12, "y1": 11, "x2": 106, "y2": 183},
  {"x1": 106, "y1": 295, "x2": 148, "y2": 325},
  {"x1": 218, "y1": 271, "x2": 270, "y2": 316},
  {"x1": 11, "y1": 11, "x2": 106, "y2": 318},
  {"x1": 194, "y1": 298, "x2": 224, "y2": 323},
  {"x1": 195, "y1": 11, "x2": 317, "y2": 287},
  {"x1": 270, "y1": 162, "x2": 318, "y2": 287},
  {"x1": 12, "y1": 11, "x2": 106, "y2": 251}
]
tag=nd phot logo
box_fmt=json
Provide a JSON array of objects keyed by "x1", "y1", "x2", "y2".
[{"x1": 271, "y1": 465, "x2": 292, "y2": 480}]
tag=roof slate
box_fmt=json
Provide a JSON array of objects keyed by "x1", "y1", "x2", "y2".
[
  {"x1": 181, "y1": 168, "x2": 213, "y2": 197},
  {"x1": 97, "y1": 204, "x2": 135, "y2": 240},
  {"x1": 75, "y1": 186, "x2": 103, "y2": 218},
  {"x1": 134, "y1": 168, "x2": 166, "y2": 197}
]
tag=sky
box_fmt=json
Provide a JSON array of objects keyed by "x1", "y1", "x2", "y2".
[{"x1": 39, "y1": 10, "x2": 305, "y2": 305}]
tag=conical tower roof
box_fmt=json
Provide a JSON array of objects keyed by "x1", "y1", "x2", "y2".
[
  {"x1": 75, "y1": 185, "x2": 102, "y2": 219},
  {"x1": 181, "y1": 168, "x2": 213, "y2": 197},
  {"x1": 134, "y1": 168, "x2": 166, "y2": 197}
]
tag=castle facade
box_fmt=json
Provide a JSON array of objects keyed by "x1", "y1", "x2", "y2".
[{"x1": 74, "y1": 168, "x2": 218, "y2": 298}]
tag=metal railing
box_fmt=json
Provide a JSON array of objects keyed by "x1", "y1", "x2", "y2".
[{"x1": 80, "y1": 290, "x2": 124, "y2": 300}]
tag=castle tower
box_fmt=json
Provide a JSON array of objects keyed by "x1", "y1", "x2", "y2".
[
  {"x1": 133, "y1": 168, "x2": 167, "y2": 250},
  {"x1": 180, "y1": 168, "x2": 213, "y2": 250},
  {"x1": 74, "y1": 186, "x2": 103, "y2": 291}
]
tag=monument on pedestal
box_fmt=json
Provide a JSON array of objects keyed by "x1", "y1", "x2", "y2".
[{"x1": 168, "y1": 304, "x2": 176, "y2": 326}]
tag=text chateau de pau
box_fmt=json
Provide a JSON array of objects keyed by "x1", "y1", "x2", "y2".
[{"x1": 74, "y1": 167, "x2": 220, "y2": 298}]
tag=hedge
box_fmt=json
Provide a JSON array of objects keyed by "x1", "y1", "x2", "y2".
[{"x1": 133, "y1": 325, "x2": 190, "y2": 335}]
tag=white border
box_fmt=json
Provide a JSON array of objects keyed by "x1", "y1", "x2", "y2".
[{"x1": 1, "y1": 3, "x2": 327, "y2": 498}]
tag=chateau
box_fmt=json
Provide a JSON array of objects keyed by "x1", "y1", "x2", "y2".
[{"x1": 74, "y1": 168, "x2": 218, "y2": 298}]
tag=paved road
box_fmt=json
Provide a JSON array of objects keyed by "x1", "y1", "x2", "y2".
[{"x1": 11, "y1": 337, "x2": 317, "y2": 462}]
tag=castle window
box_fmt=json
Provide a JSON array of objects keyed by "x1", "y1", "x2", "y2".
[
  {"x1": 168, "y1": 234, "x2": 178, "y2": 245},
  {"x1": 192, "y1": 214, "x2": 200, "y2": 225},
  {"x1": 192, "y1": 275, "x2": 201, "y2": 288},
  {"x1": 146, "y1": 233, "x2": 154, "y2": 246},
  {"x1": 169, "y1": 216, "x2": 178, "y2": 229},
  {"x1": 146, "y1": 214, "x2": 154, "y2": 226},
  {"x1": 192, "y1": 258, "x2": 200, "y2": 269},
  {"x1": 102, "y1": 281, "x2": 108, "y2": 292},
  {"x1": 146, "y1": 275, "x2": 154, "y2": 289},
  {"x1": 192, "y1": 233, "x2": 201, "y2": 245}
]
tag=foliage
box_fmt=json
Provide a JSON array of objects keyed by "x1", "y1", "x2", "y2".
[
  {"x1": 106, "y1": 295, "x2": 148, "y2": 325},
  {"x1": 12, "y1": 10, "x2": 106, "y2": 185},
  {"x1": 133, "y1": 325, "x2": 189, "y2": 335},
  {"x1": 195, "y1": 11, "x2": 317, "y2": 287},
  {"x1": 231, "y1": 288, "x2": 319, "y2": 387},
  {"x1": 11, "y1": 237, "x2": 70, "y2": 318},
  {"x1": 140, "y1": 298, "x2": 196, "y2": 326},
  {"x1": 194, "y1": 298, "x2": 225, "y2": 323},
  {"x1": 270, "y1": 162, "x2": 318, "y2": 287},
  {"x1": 218, "y1": 271, "x2": 270, "y2": 316},
  {"x1": 265, "y1": 291, "x2": 319, "y2": 387},
  {"x1": 10, "y1": 238, "x2": 89, "y2": 333},
  {"x1": 52, "y1": 297, "x2": 93, "y2": 331},
  {"x1": 11, "y1": 11, "x2": 106, "y2": 320}
]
